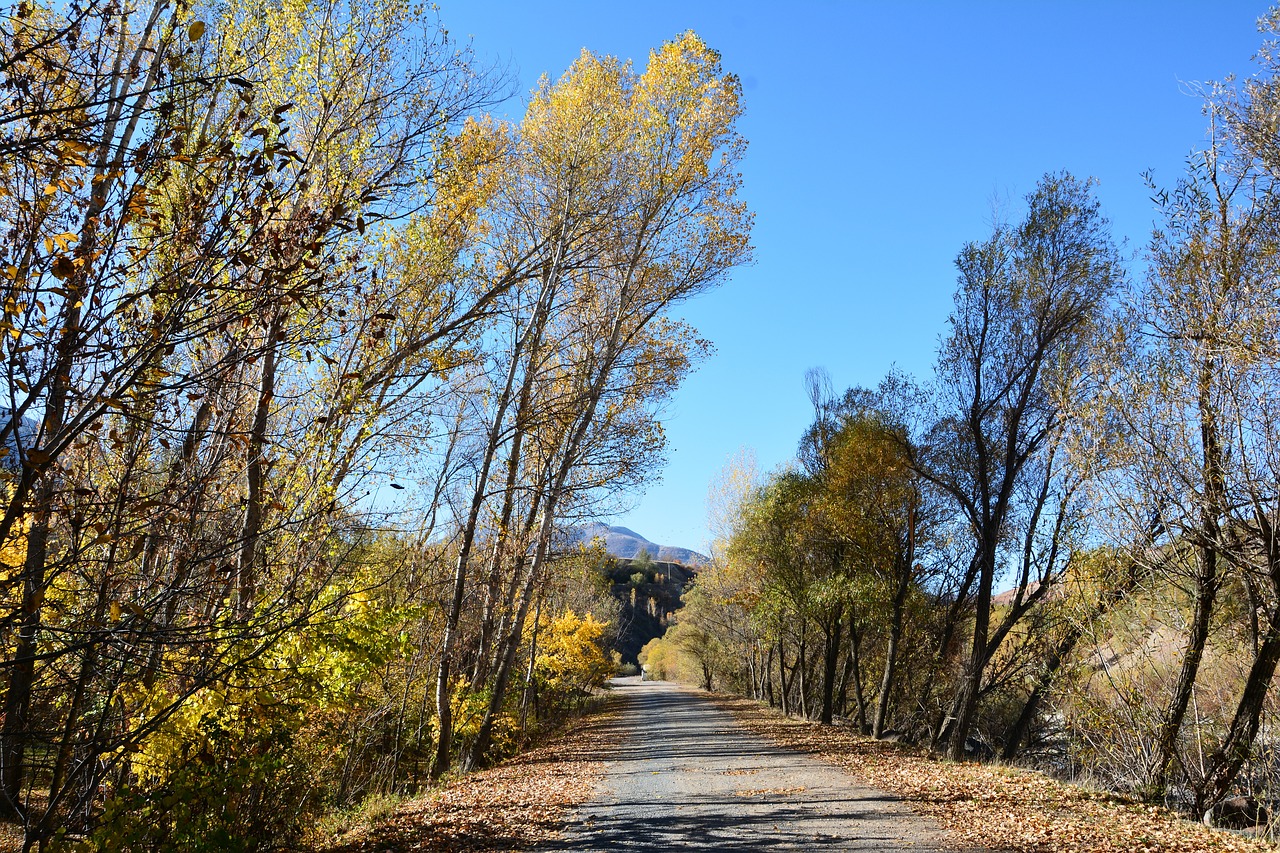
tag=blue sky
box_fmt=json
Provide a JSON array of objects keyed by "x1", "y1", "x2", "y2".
[{"x1": 442, "y1": 1, "x2": 1269, "y2": 555}]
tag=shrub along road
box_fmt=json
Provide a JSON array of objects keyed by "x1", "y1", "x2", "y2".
[{"x1": 550, "y1": 677, "x2": 955, "y2": 851}]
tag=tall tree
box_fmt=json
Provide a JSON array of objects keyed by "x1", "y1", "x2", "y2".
[
  {"x1": 920, "y1": 173, "x2": 1121, "y2": 761},
  {"x1": 1098, "y1": 127, "x2": 1280, "y2": 804},
  {"x1": 0, "y1": 0, "x2": 503, "y2": 834}
]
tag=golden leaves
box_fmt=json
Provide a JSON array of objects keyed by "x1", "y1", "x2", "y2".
[
  {"x1": 734, "y1": 785, "x2": 807, "y2": 797},
  {"x1": 46, "y1": 232, "x2": 77, "y2": 252}
]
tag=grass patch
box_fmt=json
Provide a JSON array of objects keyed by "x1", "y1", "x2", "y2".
[{"x1": 311, "y1": 791, "x2": 408, "y2": 845}]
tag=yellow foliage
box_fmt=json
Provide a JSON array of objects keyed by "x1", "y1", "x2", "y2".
[
  {"x1": 0, "y1": 511, "x2": 27, "y2": 583},
  {"x1": 533, "y1": 609, "x2": 614, "y2": 695},
  {"x1": 637, "y1": 631, "x2": 713, "y2": 688}
]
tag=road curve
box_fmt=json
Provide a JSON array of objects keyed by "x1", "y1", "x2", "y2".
[{"x1": 549, "y1": 678, "x2": 955, "y2": 852}]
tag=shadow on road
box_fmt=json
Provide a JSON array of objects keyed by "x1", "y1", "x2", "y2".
[
  {"x1": 548, "y1": 802, "x2": 925, "y2": 851},
  {"x1": 546, "y1": 679, "x2": 951, "y2": 852}
]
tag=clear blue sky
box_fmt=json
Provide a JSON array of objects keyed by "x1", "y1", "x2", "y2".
[{"x1": 442, "y1": 1, "x2": 1269, "y2": 555}]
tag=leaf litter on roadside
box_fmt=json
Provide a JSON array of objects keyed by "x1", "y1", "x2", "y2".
[
  {"x1": 709, "y1": 693, "x2": 1277, "y2": 853},
  {"x1": 313, "y1": 704, "x2": 620, "y2": 853}
]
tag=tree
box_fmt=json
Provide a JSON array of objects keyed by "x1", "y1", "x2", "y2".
[
  {"x1": 818, "y1": 392, "x2": 925, "y2": 737},
  {"x1": 0, "y1": 0, "x2": 505, "y2": 838},
  {"x1": 0, "y1": 3, "x2": 753, "y2": 844},
  {"x1": 1095, "y1": 117, "x2": 1280, "y2": 805},
  {"x1": 919, "y1": 172, "x2": 1122, "y2": 761},
  {"x1": 425, "y1": 31, "x2": 752, "y2": 775},
  {"x1": 728, "y1": 469, "x2": 826, "y2": 719}
]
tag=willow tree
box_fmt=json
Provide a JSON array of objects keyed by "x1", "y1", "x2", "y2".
[
  {"x1": 1185, "y1": 18, "x2": 1280, "y2": 812},
  {"x1": 920, "y1": 173, "x2": 1122, "y2": 761},
  {"x1": 1096, "y1": 123, "x2": 1280, "y2": 805}
]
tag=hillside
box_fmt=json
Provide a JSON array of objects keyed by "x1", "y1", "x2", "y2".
[
  {"x1": 570, "y1": 522, "x2": 709, "y2": 566},
  {"x1": 564, "y1": 524, "x2": 705, "y2": 666},
  {"x1": 600, "y1": 556, "x2": 697, "y2": 666}
]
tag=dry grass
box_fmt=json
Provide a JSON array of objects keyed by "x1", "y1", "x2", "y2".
[
  {"x1": 311, "y1": 701, "x2": 620, "y2": 853},
  {"x1": 710, "y1": 692, "x2": 1277, "y2": 853}
]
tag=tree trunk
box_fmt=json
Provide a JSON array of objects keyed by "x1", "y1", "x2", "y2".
[
  {"x1": 918, "y1": 558, "x2": 978, "y2": 749},
  {"x1": 796, "y1": 634, "x2": 809, "y2": 719},
  {"x1": 430, "y1": 307, "x2": 531, "y2": 779},
  {"x1": 948, "y1": 548, "x2": 995, "y2": 760},
  {"x1": 1199, "y1": 511, "x2": 1280, "y2": 812},
  {"x1": 764, "y1": 644, "x2": 775, "y2": 707},
  {"x1": 836, "y1": 649, "x2": 853, "y2": 717},
  {"x1": 473, "y1": 286, "x2": 555, "y2": 687},
  {"x1": 1200, "y1": 606, "x2": 1280, "y2": 811},
  {"x1": 778, "y1": 639, "x2": 790, "y2": 716},
  {"x1": 464, "y1": 510, "x2": 553, "y2": 770},
  {"x1": 819, "y1": 606, "x2": 843, "y2": 724},
  {"x1": 875, "y1": 513, "x2": 914, "y2": 737},
  {"x1": 849, "y1": 625, "x2": 868, "y2": 732},
  {"x1": 0, "y1": 479, "x2": 53, "y2": 819},
  {"x1": 1148, "y1": 359, "x2": 1224, "y2": 799},
  {"x1": 236, "y1": 315, "x2": 283, "y2": 614},
  {"x1": 519, "y1": 592, "x2": 544, "y2": 728}
]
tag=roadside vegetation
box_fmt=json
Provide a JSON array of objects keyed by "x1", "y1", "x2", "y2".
[
  {"x1": 0, "y1": 0, "x2": 748, "y2": 846},
  {"x1": 642, "y1": 8, "x2": 1280, "y2": 837},
  {"x1": 309, "y1": 695, "x2": 619, "y2": 853},
  {"x1": 14, "y1": 0, "x2": 1280, "y2": 846}
]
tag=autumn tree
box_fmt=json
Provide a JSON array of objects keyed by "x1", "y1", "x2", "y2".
[
  {"x1": 918, "y1": 172, "x2": 1122, "y2": 761},
  {"x1": 1089, "y1": 105, "x2": 1280, "y2": 807},
  {"x1": 445, "y1": 32, "x2": 751, "y2": 773},
  {"x1": 0, "y1": 0, "x2": 512, "y2": 840},
  {"x1": 819, "y1": 390, "x2": 927, "y2": 737}
]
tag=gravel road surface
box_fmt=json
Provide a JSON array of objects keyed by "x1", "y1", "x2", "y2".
[{"x1": 550, "y1": 678, "x2": 956, "y2": 852}]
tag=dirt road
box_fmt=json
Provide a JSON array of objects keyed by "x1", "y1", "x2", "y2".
[{"x1": 550, "y1": 678, "x2": 956, "y2": 851}]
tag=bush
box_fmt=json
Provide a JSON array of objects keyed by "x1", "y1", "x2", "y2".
[{"x1": 67, "y1": 711, "x2": 319, "y2": 852}]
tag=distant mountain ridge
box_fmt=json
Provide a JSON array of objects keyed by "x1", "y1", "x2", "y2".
[{"x1": 569, "y1": 522, "x2": 709, "y2": 566}]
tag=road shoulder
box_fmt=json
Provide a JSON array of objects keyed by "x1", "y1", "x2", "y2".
[
  {"x1": 310, "y1": 698, "x2": 618, "y2": 852},
  {"x1": 711, "y1": 692, "x2": 1274, "y2": 853}
]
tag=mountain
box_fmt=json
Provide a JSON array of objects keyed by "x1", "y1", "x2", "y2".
[{"x1": 569, "y1": 522, "x2": 709, "y2": 566}]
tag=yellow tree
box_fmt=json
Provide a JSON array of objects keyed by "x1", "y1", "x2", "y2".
[
  {"x1": 0, "y1": 0, "x2": 503, "y2": 838},
  {"x1": 817, "y1": 396, "x2": 923, "y2": 737},
  {"x1": 460, "y1": 32, "x2": 752, "y2": 771}
]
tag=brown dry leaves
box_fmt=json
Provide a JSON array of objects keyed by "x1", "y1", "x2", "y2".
[
  {"x1": 733, "y1": 786, "x2": 806, "y2": 798},
  {"x1": 711, "y1": 694, "x2": 1276, "y2": 853},
  {"x1": 315, "y1": 707, "x2": 618, "y2": 853}
]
